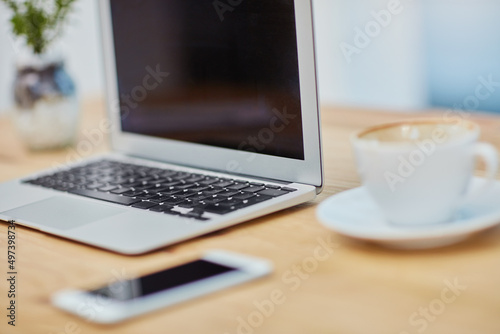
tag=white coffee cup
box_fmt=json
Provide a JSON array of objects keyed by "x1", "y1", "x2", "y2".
[{"x1": 351, "y1": 119, "x2": 499, "y2": 225}]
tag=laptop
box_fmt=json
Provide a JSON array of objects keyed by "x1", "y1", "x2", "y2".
[{"x1": 0, "y1": 0, "x2": 323, "y2": 254}]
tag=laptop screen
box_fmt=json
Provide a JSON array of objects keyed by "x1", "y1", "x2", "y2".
[{"x1": 110, "y1": 0, "x2": 305, "y2": 160}]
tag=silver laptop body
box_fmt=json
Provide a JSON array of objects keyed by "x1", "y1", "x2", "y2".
[{"x1": 0, "y1": 0, "x2": 323, "y2": 254}]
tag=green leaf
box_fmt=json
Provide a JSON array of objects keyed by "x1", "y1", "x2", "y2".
[{"x1": 1, "y1": 0, "x2": 77, "y2": 54}]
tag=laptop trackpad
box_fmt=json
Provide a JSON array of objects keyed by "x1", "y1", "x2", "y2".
[{"x1": 2, "y1": 196, "x2": 126, "y2": 230}]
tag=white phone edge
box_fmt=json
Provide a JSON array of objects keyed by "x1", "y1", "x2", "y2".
[{"x1": 51, "y1": 250, "x2": 273, "y2": 324}]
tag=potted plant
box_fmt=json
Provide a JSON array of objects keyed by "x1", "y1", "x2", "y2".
[{"x1": 2, "y1": 0, "x2": 79, "y2": 150}]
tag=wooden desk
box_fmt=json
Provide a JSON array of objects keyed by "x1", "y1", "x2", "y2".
[{"x1": 1, "y1": 99, "x2": 500, "y2": 334}]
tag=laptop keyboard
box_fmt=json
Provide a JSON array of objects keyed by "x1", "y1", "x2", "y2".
[{"x1": 22, "y1": 160, "x2": 297, "y2": 221}]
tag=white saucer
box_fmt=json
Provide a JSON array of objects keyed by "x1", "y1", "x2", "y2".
[{"x1": 316, "y1": 177, "x2": 500, "y2": 249}]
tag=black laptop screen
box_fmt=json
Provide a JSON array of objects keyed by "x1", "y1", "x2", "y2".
[{"x1": 110, "y1": 0, "x2": 305, "y2": 160}]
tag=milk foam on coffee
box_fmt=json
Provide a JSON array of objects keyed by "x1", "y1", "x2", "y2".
[{"x1": 357, "y1": 121, "x2": 476, "y2": 145}]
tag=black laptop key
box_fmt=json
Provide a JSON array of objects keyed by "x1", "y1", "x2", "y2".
[
  {"x1": 226, "y1": 183, "x2": 249, "y2": 191},
  {"x1": 136, "y1": 176, "x2": 154, "y2": 182},
  {"x1": 241, "y1": 186, "x2": 266, "y2": 193},
  {"x1": 106, "y1": 177, "x2": 123, "y2": 185},
  {"x1": 180, "y1": 198, "x2": 209, "y2": 208},
  {"x1": 175, "y1": 190, "x2": 198, "y2": 199},
  {"x1": 184, "y1": 176, "x2": 205, "y2": 183},
  {"x1": 231, "y1": 192, "x2": 255, "y2": 200},
  {"x1": 53, "y1": 183, "x2": 76, "y2": 191},
  {"x1": 149, "y1": 179, "x2": 168, "y2": 185},
  {"x1": 148, "y1": 185, "x2": 168, "y2": 192},
  {"x1": 159, "y1": 170, "x2": 177, "y2": 178},
  {"x1": 161, "y1": 181, "x2": 183, "y2": 187},
  {"x1": 44, "y1": 180, "x2": 59, "y2": 188},
  {"x1": 98, "y1": 176, "x2": 115, "y2": 183},
  {"x1": 173, "y1": 183, "x2": 196, "y2": 190},
  {"x1": 132, "y1": 184, "x2": 154, "y2": 191},
  {"x1": 131, "y1": 201, "x2": 158, "y2": 209},
  {"x1": 161, "y1": 197, "x2": 186, "y2": 205},
  {"x1": 187, "y1": 194, "x2": 210, "y2": 201},
  {"x1": 158, "y1": 189, "x2": 183, "y2": 197},
  {"x1": 181, "y1": 208, "x2": 205, "y2": 218},
  {"x1": 203, "y1": 204, "x2": 236, "y2": 215},
  {"x1": 110, "y1": 187, "x2": 132, "y2": 194},
  {"x1": 148, "y1": 195, "x2": 167, "y2": 203},
  {"x1": 170, "y1": 172, "x2": 191, "y2": 181},
  {"x1": 98, "y1": 185, "x2": 118, "y2": 192},
  {"x1": 177, "y1": 200, "x2": 196, "y2": 209},
  {"x1": 122, "y1": 190, "x2": 145, "y2": 197},
  {"x1": 202, "y1": 196, "x2": 226, "y2": 205},
  {"x1": 217, "y1": 190, "x2": 241, "y2": 198},
  {"x1": 135, "y1": 192, "x2": 157, "y2": 200},
  {"x1": 120, "y1": 181, "x2": 142, "y2": 188},
  {"x1": 240, "y1": 194, "x2": 273, "y2": 207},
  {"x1": 86, "y1": 182, "x2": 105, "y2": 190},
  {"x1": 201, "y1": 188, "x2": 224, "y2": 196},
  {"x1": 198, "y1": 178, "x2": 219, "y2": 186},
  {"x1": 222, "y1": 198, "x2": 245, "y2": 206},
  {"x1": 149, "y1": 204, "x2": 174, "y2": 212},
  {"x1": 73, "y1": 177, "x2": 87, "y2": 185},
  {"x1": 85, "y1": 174, "x2": 101, "y2": 182},
  {"x1": 257, "y1": 189, "x2": 289, "y2": 197},
  {"x1": 250, "y1": 182, "x2": 264, "y2": 187},
  {"x1": 281, "y1": 187, "x2": 298, "y2": 192},
  {"x1": 69, "y1": 188, "x2": 141, "y2": 206},
  {"x1": 188, "y1": 186, "x2": 210, "y2": 192},
  {"x1": 212, "y1": 180, "x2": 234, "y2": 188}
]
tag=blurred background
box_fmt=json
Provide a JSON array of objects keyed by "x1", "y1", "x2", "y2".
[{"x1": 1, "y1": 0, "x2": 500, "y2": 114}]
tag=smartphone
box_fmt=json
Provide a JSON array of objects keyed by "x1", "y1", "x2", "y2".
[{"x1": 52, "y1": 250, "x2": 272, "y2": 324}]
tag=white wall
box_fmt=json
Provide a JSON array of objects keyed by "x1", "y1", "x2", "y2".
[
  {"x1": 312, "y1": 0, "x2": 426, "y2": 110},
  {"x1": 0, "y1": 0, "x2": 426, "y2": 113}
]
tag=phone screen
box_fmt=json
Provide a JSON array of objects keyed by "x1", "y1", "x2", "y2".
[{"x1": 89, "y1": 260, "x2": 236, "y2": 301}]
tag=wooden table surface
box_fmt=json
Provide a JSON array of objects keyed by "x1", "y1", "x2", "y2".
[{"x1": 1, "y1": 98, "x2": 500, "y2": 334}]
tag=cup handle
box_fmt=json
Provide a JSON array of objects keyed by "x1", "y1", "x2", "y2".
[{"x1": 462, "y1": 142, "x2": 499, "y2": 204}]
